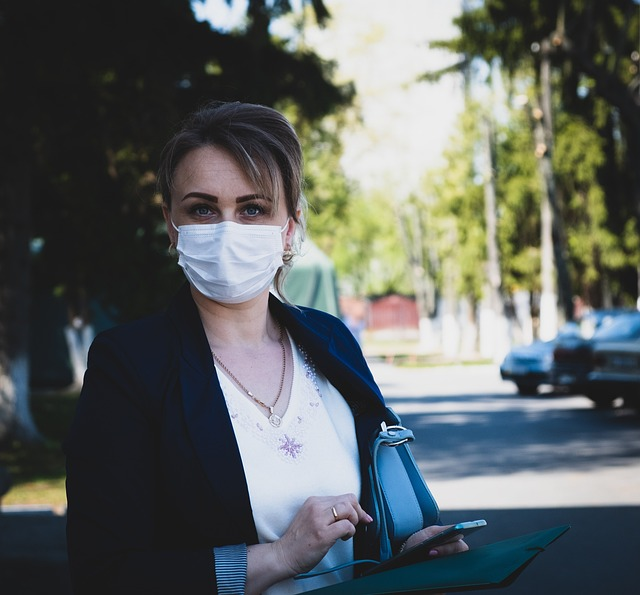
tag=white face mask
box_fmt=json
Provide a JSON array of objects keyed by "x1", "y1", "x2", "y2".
[{"x1": 172, "y1": 220, "x2": 288, "y2": 304}]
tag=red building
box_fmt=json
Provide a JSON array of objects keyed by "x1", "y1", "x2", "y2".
[{"x1": 368, "y1": 294, "x2": 419, "y2": 330}]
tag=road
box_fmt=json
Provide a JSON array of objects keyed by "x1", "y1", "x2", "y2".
[
  {"x1": 368, "y1": 360, "x2": 640, "y2": 594},
  {"x1": 2, "y1": 362, "x2": 638, "y2": 594}
]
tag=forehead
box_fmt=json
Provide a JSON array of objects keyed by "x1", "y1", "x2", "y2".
[{"x1": 172, "y1": 146, "x2": 256, "y2": 193}]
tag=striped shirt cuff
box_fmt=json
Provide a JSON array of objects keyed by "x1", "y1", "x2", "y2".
[{"x1": 214, "y1": 543, "x2": 247, "y2": 594}]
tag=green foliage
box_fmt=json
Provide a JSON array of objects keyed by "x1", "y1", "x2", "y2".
[
  {"x1": 494, "y1": 105, "x2": 543, "y2": 293},
  {"x1": 276, "y1": 102, "x2": 372, "y2": 294},
  {"x1": 422, "y1": 104, "x2": 487, "y2": 303},
  {"x1": 430, "y1": 0, "x2": 640, "y2": 308},
  {"x1": 0, "y1": 0, "x2": 350, "y2": 323},
  {"x1": 328, "y1": 190, "x2": 410, "y2": 297},
  {"x1": 554, "y1": 114, "x2": 622, "y2": 288},
  {"x1": 295, "y1": 114, "x2": 354, "y2": 245},
  {"x1": 280, "y1": 101, "x2": 411, "y2": 298}
]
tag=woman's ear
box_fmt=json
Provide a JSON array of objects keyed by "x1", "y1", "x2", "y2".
[{"x1": 284, "y1": 215, "x2": 298, "y2": 250}]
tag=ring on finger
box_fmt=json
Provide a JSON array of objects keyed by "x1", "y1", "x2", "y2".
[{"x1": 331, "y1": 506, "x2": 339, "y2": 522}]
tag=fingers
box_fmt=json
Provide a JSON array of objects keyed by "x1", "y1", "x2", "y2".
[
  {"x1": 320, "y1": 495, "x2": 373, "y2": 542},
  {"x1": 403, "y1": 525, "x2": 470, "y2": 558},
  {"x1": 403, "y1": 524, "x2": 452, "y2": 551},
  {"x1": 328, "y1": 494, "x2": 373, "y2": 527},
  {"x1": 430, "y1": 537, "x2": 469, "y2": 557},
  {"x1": 421, "y1": 526, "x2": 469, "y2": 557}
]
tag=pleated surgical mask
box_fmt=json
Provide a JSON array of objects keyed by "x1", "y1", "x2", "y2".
[{"x1": 172, "y1": 219, "x2": 288, "y2": 304}]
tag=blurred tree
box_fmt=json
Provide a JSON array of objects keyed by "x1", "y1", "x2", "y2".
[
  {"x1": 284, "y1": 105, "x2": 354, "y2": 253},
  {"x1": 433, "y1": 0, "x2": 640, "y2": 313},
  {"x1": 424, "y1": 104, "x2": 487, "y2": 316},
  {"x1": 494, "y1": 106, "x2": 544, "y2": 298},
  {"x1": 396, "y1": 194, "x2": 439, "y2": 322},
  {"x1": 0, "y1": 0, "x2": 349, "y2": 442},
  {"x1": 553, "y1": 112, "x2": 629, "y2": 305},
  {"x1": 330, "y1": 190, "x2": 410, "y2": 297}
]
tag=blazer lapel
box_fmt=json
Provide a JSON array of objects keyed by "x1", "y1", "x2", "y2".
[
  {"x1": 168, "y1": 285, "x2": 258, "y2": 544},
  {"x1": 269, "y1": 296, "x2": 386, "y2": 414}
]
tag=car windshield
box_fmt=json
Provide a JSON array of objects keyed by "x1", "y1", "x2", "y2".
[{"x1": 593, "y1": 313, "x2": 640, "y2": 341}]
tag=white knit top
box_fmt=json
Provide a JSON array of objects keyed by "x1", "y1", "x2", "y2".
[{"x1": 216, "y1": 334, "x2": 361, "y2": 594}]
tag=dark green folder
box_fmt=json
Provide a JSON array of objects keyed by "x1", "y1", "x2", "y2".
[{"x1": 306, "y1": 525, "x2": 570, "y2": 594}]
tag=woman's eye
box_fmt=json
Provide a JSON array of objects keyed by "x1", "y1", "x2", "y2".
[
  {"x1": 193, "y1": 205, "x2": 213, "y2": 216},
  {"x1": 244, "y1": 204, "x2": 264, "y2": 217}
]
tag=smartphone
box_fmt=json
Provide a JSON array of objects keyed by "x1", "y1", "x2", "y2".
[
  {"x1": 364, "y1": 519, "x2": 487, "y2": 575},
  {"x1": 417, "y1": 519, "x2": 487, "y2": 549}
]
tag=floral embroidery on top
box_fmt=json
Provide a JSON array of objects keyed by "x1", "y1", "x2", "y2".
[{"x1": 279, "y1": 434, "x2": 303, "y2": 459}]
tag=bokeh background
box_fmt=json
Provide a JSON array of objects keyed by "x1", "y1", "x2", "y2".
[{"x1": 1, "y1": 1, "x2": 639, "y2": 593}]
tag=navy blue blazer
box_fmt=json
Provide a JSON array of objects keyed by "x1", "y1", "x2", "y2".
[{"x1": 65, "y1": 284, "x2": 391, "y2": 594}]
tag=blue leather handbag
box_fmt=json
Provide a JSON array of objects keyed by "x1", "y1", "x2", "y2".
[
  {"x1": 296, "y1": 409, "x2": 441, "y2": 580},
  {"x1": 367, "y1": 409, "x2": 441, "y2": 561}
]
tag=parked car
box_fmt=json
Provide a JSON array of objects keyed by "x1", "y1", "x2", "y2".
[
  {"x1": 575, "y1": 308, "x2": 634, "y2": 339},
  {"x1": 587, "y1": 337, "x2": 640, "y2": 410},
  {"x1": 499, "y1": 323, "x2": 580, "y2": 395},
  {"x1": 500, "y1": 339, "x2": 556, "y2": 395},
  {"x1": 550, "y1": 311, "x2": 640, "y2": 406}
]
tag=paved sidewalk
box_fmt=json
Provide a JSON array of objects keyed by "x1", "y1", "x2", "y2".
[
  {"x1": 0, "y1": 507, "x2": 70, "y2": 595},
  {"x1": 2, "y1": 362, "x2": 638, "y2": 594},
  {"x1": 2, "y1": 504, "x2": 639, "y2": 594}
]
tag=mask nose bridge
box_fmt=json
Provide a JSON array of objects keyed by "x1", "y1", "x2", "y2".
[
  {"x1": 173, "y1": 218, "x2": 289, "y2": 234},
  {"x1": 169, "y1": 217, "x2": 291, "y2": 240}
]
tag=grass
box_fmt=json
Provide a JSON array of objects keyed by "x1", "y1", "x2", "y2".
[
  {"x1": 361, "y1": 336, "x2": 494, "y2": 367},
  {"x1": 0, "y1": 390, "x2": 79, "y2": 508}
]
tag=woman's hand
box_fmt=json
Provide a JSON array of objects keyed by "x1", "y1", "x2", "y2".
[
  {"x1": 275, "y1": 493, "x2": 373, "y2": 574},
  {"x1": 246, "y1": 494, "x2": 372, "y2": 594},
  {"x1": 402, "y1": 524, "x2": 470, "y2": 558}
]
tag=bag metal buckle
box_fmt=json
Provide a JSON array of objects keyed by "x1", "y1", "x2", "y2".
[{"x1": 380, "y1": 421, "x2": 413, "y2": 446}]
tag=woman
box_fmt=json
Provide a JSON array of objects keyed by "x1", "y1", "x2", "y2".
[{"x1": 65, "y1": 101, "x2": 467, "y2": 595}]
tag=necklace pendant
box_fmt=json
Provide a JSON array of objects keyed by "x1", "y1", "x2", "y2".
[{"x1": 268, "y1": 412, "x2": 282, "y2": 428}]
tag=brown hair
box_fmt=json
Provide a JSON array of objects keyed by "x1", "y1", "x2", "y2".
[{"x1": 157, "y1": 101, "x2": 307, "y2": 296}]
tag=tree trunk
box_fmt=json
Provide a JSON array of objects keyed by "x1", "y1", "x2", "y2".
[
  {"x1": 535, "y1": 38, "x2": 574, "y2": 338},
  {"x1": 397, "y1": 201, "x2": 438, "y2": 350},
  {"x1": 482, "y1": 116, "x2": 504, "y2": 319},
  {"x1": 481, "y1": 116, "x2": 510, "y2": 360},
  {"x1": 0, "y1": 163, "x2": 41, "y2": 444}
]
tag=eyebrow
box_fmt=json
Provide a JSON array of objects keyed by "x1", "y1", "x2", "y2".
[{"x1": 181, "y1": 192, "x2": 272, "y2": 203}]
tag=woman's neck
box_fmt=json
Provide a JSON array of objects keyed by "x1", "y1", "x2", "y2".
[{"x1": 191, "y1": 286, "x2": 278, "y2": 350}]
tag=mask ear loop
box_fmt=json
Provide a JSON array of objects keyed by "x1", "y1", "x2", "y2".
[
  {"x1": 282, "y1": 218, "x2": 295, "y2": 260},
  {"x1": 168, "y1": 220, "x2": 180, "y2": 256},
  {"x1": 280, "y1": 217, "x2": 291, "y2": 233}
]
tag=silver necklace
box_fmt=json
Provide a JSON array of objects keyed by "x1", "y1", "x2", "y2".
[{"x1": 212, "y1": 324, "x2": 286, "y2": 428}]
